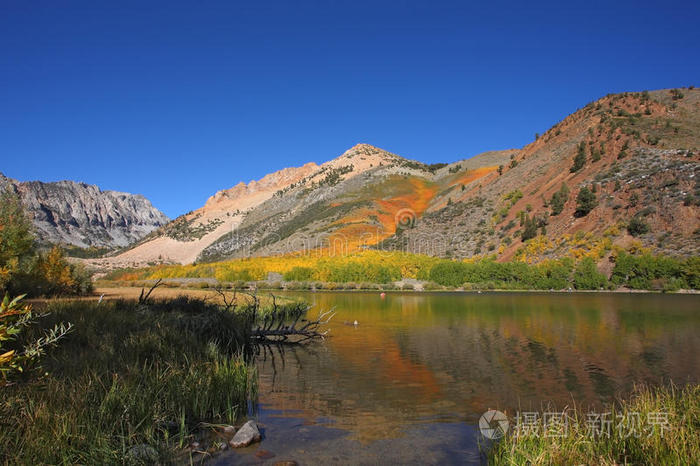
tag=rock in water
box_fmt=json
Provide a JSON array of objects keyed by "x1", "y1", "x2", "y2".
[{"x1": 229, "y1": 420, "x2": 261, "y2": 448}]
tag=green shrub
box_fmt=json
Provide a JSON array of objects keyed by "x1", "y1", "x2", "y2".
[
  {"x1": 570, "y1": 142, "x2": 586, "y2": 172},
  {"x1": 1, "y1": 193, "x2": 92, "y2": 297},
  {"x1": 627, "y1": 216, "x2": 650, "y2": 236},
  {"x1": 521, "y1": 215, "x2": 539, "y2": 241},
  {"x1": 429, "y1": 262, "x2": 468, "y2": 287},
  {"x1": 575, "y1": 187, "x2": 598, "y2": 216},
  {"x1": 611, "y1": 252, "x2": 689, "y2": 289},
  {"x1": 572, "y1": 257, "x2": 607, "y2": 290},
  {"x1": 680, "y1": 257, "x2": 700, "y2": 289},
  {"x1": 549, "y1": 184, "x2": 569, "y2": 216}
]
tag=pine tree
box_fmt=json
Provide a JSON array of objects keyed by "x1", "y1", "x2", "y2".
[
  {"x1": 549, "y1": 183, "x2": 569, "y2": 216},
  {"x1": 570, "y1": 142, "x2": 587, "y2": 172},
  {"x1": 521, "y1": 215, "x2": 538, "y2": 241},
  {"x1": 0, "y1": 191, "x2": 35, "y2": 291},
  {"x1": 575, "y1": 187, "x2": 598, "y2": 216}
]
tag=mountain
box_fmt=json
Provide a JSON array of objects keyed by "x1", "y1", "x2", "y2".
[
  {"x1": 0, "y1": 173, "x2": 169, "y2": 249},
  {"x1": 95, "y1": 87, "x2": 699, "y2": 268},
  {"x1": 93, "y1": 143, "x2": 514, "y2": 268},
  {"x1": 400, "y1": 87, "x2": 700, "y2": 262}
]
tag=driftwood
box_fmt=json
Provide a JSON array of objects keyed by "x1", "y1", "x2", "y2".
[
  {"x1": 251, "y1": 292, "x2": 335, "y2": 344},
  {"x1": 211, "y1": 289, "x2": 334, "y2": 345},
  {"x1": 251, "y1": 307, "x2": 335, "y2": 344}
]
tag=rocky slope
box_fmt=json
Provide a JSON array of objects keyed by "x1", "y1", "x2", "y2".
[
  {"x1": 400, "y1": 88, "x2": 700, "y2": 261},
  {"x1": 0, "y1": 173, "x2": 169, "y2": 248},
  {"x1": 93, "y1": 87, "x2": 699, "y2": 268},
  {"x1": 92, "y1": 144, "x2": 513, "y2": 268}
]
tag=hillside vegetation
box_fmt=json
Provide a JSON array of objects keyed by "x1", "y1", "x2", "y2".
[
  {"x1": 105, "y1": 247, "x2": 699, "y2": 292},
  {"x1": 86, "y1": 88, "x2": 699, "y2": 275}
]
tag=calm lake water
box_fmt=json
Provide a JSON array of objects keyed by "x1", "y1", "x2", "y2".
[{"x1": 219, "y1": 292, "x2": 700, "y2": 465}]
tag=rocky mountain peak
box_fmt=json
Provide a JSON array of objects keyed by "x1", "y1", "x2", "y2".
[{"x1": 0, "y1": 172, "x2": 169, "y2": 248}]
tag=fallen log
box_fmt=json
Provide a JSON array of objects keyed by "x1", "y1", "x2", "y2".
[
  {"x1": 251, "y1": 307, "x2": 335, "y2": 344},
  {"x1": 209, "y1": 289, "x2": 335, "y2": 344}
]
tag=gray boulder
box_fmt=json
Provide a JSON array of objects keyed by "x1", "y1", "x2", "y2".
[{"x1": 229, "y1": 420, "x2": 262, "y2": 448}]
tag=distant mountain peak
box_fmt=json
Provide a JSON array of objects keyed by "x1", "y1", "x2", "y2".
[
  {"x1": 341, "y1": 143, "x2": 395, "y2": 157},
  {"x1": 0, "y1": 173, "x2": 168, "y2": 248}
]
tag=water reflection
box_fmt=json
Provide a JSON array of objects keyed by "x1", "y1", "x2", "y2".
[{"x1": 221, "y1": 292, "x2": 699, "y2": 463}]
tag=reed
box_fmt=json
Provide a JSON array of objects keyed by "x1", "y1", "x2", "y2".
[
  {"x1": 488, "y1": 384, "x2": 700, "y2": 465},
  {"x1": 0, "y1": 297, "x2": 256, "y2": 464}
]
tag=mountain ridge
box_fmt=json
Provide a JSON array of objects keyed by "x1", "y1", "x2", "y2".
[
  {"x1": 81, "y1": 87, "x2": 700, "y2": 268},
  {"x1": 89, "y1": 144, "x2": 516, "y2": 267},
  {"x1": 0, "y1": 172, "x2": 169, "y2": 249}
]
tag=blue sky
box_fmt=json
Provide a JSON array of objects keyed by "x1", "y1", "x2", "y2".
[{"x1": 1, "y1": 0, "x2": 698, "y2": 218}]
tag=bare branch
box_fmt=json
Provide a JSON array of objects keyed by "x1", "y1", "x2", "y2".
[
  {"x1": 211, "y1": 286, "x2": 238, "y2": 312},
  {"x1": 138, "y1": 279, "x2": 163, "y2": 306},
  {"x1": 252, "y1": 302, "x2": 334, "y2": 345}
]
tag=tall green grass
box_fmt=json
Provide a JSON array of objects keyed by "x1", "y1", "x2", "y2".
[
  {"x1": 0, "y1": 297, "x2": 256, "y2": 464},
  {"x1": 488, "y1": 384, "x2": 700, "y2": 465}
]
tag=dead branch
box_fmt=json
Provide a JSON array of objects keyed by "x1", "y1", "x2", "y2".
[
  {"x1": 252, "y1": 305, "x2": 335, "y2": 345},
  {"x1": 138, "y1": 279, "x2": 163, "y2": 305},
  {"x1": 211, "y1": 286, "x2": 238, "y2": 312}
]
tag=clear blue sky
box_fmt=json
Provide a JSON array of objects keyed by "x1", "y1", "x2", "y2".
[{"x1": 1, "y1": 0, "x2": 698, "y2": 218}]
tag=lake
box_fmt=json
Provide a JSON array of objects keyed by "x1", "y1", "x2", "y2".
[{"x1": 217, "y1": 291, "x2": 700, "y2": 465}]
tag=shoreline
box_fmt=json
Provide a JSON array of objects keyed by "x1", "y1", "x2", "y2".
[{"x1": 80, "y1": 283, "x2": 700, "y2": 303}]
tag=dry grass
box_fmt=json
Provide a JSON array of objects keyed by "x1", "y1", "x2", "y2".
[{"x1": 489, "y1": 384, "x2": 700, "y2": 465}]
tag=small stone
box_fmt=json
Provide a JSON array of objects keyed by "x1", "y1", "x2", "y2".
[
  {"x1": 222, "y1": 425, "x2": 236, "y2": 434},
  {"x1": 190, "y1": 441, "x2": 200, "y2": 449},
  {"x1": 255, "y1": 449, "x2": 275, "y2": 459},
  {"x1": 229, "y1": 420, "x2": 262, "y2": 448}
]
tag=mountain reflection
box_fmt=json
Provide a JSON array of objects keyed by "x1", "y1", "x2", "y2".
[{"x1": 254, "y1": 292, "x2": 700, "y2": 442}]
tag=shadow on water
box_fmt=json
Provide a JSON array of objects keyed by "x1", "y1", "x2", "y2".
[{"x1": 220, "y1": 291, "x2": 700, "y2": 464}]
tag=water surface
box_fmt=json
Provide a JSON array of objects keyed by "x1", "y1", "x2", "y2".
[{"x1": 220, "y1": 292, "x2": 700, "y2": 464}]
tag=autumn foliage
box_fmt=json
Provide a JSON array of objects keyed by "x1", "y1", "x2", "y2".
[{"x1": 0, "y1": 190, "x2": 92, "y2": 297}]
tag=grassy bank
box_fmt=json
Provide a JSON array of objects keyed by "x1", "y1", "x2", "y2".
[
  {"x1": 489, "y1": 384, "x2": 700, "y2": 465},
  {"x1": 0, "y1": 296, "x2": 257, "y2": 464}
]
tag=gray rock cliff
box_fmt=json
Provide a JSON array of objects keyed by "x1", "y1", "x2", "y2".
[{"x1": 0, "y1": 172, "x2": 169, "y2": 248}]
